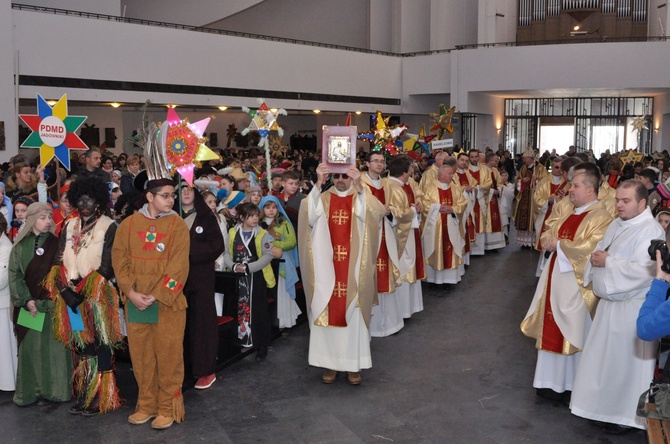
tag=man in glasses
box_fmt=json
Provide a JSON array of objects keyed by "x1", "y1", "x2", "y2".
[
  {"x1": 298, "y1": 163, "x2": 384, "y2": 386},
  {"x1": 361, "y1": 152, "x2": 404, "y2": 338}
]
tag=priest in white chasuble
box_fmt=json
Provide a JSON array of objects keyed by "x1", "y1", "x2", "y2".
[
  {"x1": 521, "y1": 163, "x2": 613, "y2": 399},
  {"x1": 361, "y1": 152, "x2": 404, "y2": 337},
  {"x1": 421, "y1": 161, "x2": 468, "y2": 285},
  {"x1": 570, "y1": 180, "x2": 664, "y2": 432},
  {"x1": 483, "y1": 152, "x2": 506, "y2": 251},
  {"x1": 386, "y1": 155, "x2": 424, "y2": 318},
  {"x1": 297, "y1": 163, "x2": 384, "y2": 385}
]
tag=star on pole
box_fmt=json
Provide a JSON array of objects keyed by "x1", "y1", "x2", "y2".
[
  {"x1": 19, "y1": 94, "x2": 88, "y2": 170},
  {"x1": 430, "y1": 104, "x2": 458, "y2": 139}
]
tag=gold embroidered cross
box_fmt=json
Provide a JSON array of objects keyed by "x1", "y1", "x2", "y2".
[
  {"x1": 331, "y1": 209, "x2": 350, "y2": 225},
  {"x1": 333, "y1": 282, "x2": 347, "y2": 298},
  {"x1": 334, "y1": 245, "x2": 348, "y2": 261},
  {"x1": 377, "y1": 258, "x2": 387, "y2": 271}
]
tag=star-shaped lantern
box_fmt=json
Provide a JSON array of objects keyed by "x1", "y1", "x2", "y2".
[
  {"x1": 19, "y1": 94, "x2": 88, "y2": 170},
  {"x1": 430, "y1": 104, "x2": 458, "y2": 139},
  {"x1": 618, "y1": 149, "x2": 644, "y2": 166},
  {"x1": 241, "y1": 99, "x2": 286, "y2": 148},
  {"x1": 358, "y1": 110, "x2": 408, "y2": 155},
  {"x1": 241, "y1": 99, "x2": 287, "y2": 188},
  {"x1": 403, "y1": 124, "x2": 435, "y2": 156},
  {"x1": 630, "y1": 116, "x2": 649, "y2": 133},
  {"x1": 163, "y1": 106, "x2": 220, "y2": 186}
]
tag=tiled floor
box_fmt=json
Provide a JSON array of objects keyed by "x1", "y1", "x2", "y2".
[{"x1": 0, "y1": 242, "x2": 646, "y2": 443}]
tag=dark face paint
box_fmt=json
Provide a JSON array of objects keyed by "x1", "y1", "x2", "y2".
[{"x1": 77, "y1": 195, "x2": 99, "y2": 219}]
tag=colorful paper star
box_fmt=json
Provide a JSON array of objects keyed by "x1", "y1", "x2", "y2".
[
  {"x1": 358, "y1": 110, "x2": 408, "y2": 155},
  {"x1": 630, "y1": 116, "x2": 648, "y2": 133},
  {"x1": 430, "y1": 104, "x2": 458, "y2": 139},
  {"x1": 241, "y1": 99, "x2": 287, "y2": 188},
  {"x1": 241, "y1": 99, "x2": 286, "y2": 148},
  {"x1": 163, "y1": 107, "x2": 219, "y2": 186},
  {"x1": 19, "y1": 94, "x2": 88, "y2": 170},
  {"x1": 618, "y1": 149, "x2": 644, "y2": 166},
  {"x1": 403, "y1": 124, "x2": 434, "y2": 155}
]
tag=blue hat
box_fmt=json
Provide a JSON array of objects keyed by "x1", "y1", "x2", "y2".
[
  {"x1": 216, "y1": 188, "x2": 229, "y2": 202},
  {"x1": 224, "y1": 191, "x2": 245, "y2": 209}
]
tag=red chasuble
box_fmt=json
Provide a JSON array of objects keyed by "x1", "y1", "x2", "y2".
[
  {"x1": 438, "y1": 187, "x2": 455, "y2": 269},
  {"x1": 403, "y1": 183, "x2": 426, "y2": 280},
  {"x1": 540, "y1": 211, "x2": 590, "y2": 353},
  {"x1": 535, "y1": 181, "x2": 568, "y2": 250},
  {"x1": 457, "y1": 172, "x2": 476, "y2": 243},
  {"x1": 489, "y1": 173, "x2": 502, "y2": 233},
  {"x1": 366, "y1": 184, "x2": 391, "y2": 293},
  {"x1": 469, "y1": 169, "x2": 483, "y2": 232},
  {"x1": 328, "y1": 194, "x2": 355, "y2": 326}
]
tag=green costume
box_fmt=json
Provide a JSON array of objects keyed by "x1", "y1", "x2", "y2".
[{"x1": 10, "y1": 231, "x2": 72, "y2": 406}]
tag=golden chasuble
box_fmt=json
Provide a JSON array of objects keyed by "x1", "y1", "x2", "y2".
[{"x1": 540, "y1": 211, "x2": 589, "y2": 353}]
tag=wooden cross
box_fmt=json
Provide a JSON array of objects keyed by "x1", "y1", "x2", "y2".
[
  {"x1": 331, "y1": 209, "x2": 350, "y2": 225},
  {"x1": 334, "y1": 245, "x2": 348, "y2": 262},
  {"x1": 333, "y1": 282, "x2": 347, "y2": 298}
]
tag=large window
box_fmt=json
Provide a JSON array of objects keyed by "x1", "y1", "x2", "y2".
[{"x1": 504, "y1": 97, "x2": 652, "y2": 155}]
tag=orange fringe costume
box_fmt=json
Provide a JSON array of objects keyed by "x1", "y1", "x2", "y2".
[{"x1": 46, "y1": 268, "x2": 123, "y2": 412}]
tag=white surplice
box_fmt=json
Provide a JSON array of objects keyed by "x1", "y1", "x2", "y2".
[
  {"x1": 305, "y1": 185, "x2": 373, "y2": 372},
  {"x1": 570, "y1": 207, "x2": 664, "y2": 429},
  {"x1": 0, "y1": 234, "x2": 17, "y2": 391}
]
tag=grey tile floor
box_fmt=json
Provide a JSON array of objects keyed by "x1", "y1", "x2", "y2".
[{"x1": 0, "y1": 242, "x2": 646, "y2": 443}]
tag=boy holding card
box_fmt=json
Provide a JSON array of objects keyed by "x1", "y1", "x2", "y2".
[
  {"x1": 112, "y1": 177, "x2": 190, "y2": 430},
  {"x1": 9, "y1": 202, "x2": 72, "y2": 406}
]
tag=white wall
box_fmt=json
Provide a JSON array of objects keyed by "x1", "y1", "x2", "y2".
[
  {"x1": 13, "y1": 10, "x2": 402, "y2": 110},
  {"x1": 398, "y1": 0, "x2": 431, "y2": 53},
  {"x1": 122, "y1": 0, "x2": 263, "y2": 26},
  {"x1": 430, "y1": 0, "x2": 479, "y2": 50},
  {"x1": 369, "y1": 0, "x2": 394, "y2": 52},
  {"x1": 0, "y1": 0, "x2": 17, "y2": 162},
  {"x1": 17, "y1": 0, "x2": 121, "y2": 15},
  {"x1": 206, "y1": 0, "x2": 370, "y2": 50}
]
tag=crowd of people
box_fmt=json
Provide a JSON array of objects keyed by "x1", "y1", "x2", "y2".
[{"x1": 4, "y1": 140, "x2": 670, "y2": 434}]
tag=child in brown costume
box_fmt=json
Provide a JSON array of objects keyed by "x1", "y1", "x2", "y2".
[{"x1": 112, "y1": 178, "x2": 190, "y2": 429}]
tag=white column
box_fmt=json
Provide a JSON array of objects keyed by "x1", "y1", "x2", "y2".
[{"x1": 0, "y1": 0, "x2": 18, "y2": 162}]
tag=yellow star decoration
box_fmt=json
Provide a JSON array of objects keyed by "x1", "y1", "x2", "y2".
[
  {"x1": 430, "y1": 104, "x2": 457, "y2": 139},
  {"x1": 618, "y1": 149, "x2": 644, "y2": 166},
  {"x1": 630, "y1": 117, "x2": 648, "y2": 133},
  {"x1": 269, "y1": 136, "x2": 288, "y2": 158}
]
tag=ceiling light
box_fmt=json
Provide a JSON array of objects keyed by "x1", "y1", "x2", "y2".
[
  {"x1": 355, "y1": 111, "x2": 362, "y2": 115},
  {"x1": 167, "y1": 103, "x2": 177, "y2": 109},
  {"x1": 313, "y1": 109, "x2": 321, "y2": 114},
  {"x1": 110, "y1": 102, "x2": 121, "y2": 108},
  {"x1": 218, "y1": 106, "x2": 228, "y2": 111},
  {"x1": 46, "y1": 100, "x2": 57, "y2": 106},
  {"x1": 270, "y1": 108, "x2": 278, "y2": 113},
  {"x1": 573, "y1": 25, "x2": 580, "y2": 31}
]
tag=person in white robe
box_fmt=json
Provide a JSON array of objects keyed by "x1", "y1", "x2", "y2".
[
  {"x1": 0, "y1": 222, "x2": 16, "y2": 391},
  {"x1": 570, "y1": 180, "x2": 665, "y2": 432},
  {"x1": 298, "y1": 163, "x2": 383, "y2": 385}
]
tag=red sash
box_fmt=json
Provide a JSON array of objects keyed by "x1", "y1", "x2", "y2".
[
  {"x1": 535, "y1": 181, "x2": 568, "y2": 250},
  {"x1": 489, "y1": 173, "x2": 502, "y2": 233},
  {"x1": 438, "y1": 187, "x2": 455, "y2": 269},
  {"x1": 403, "y1": 183, "x2": 425, "y2": 279},
  {"x1": 540, "y1": 211, "x2": 590, "y2": 353},
  {"x1": 366, "y1": 184, "x2": 390, "y2": 293},
  {"x1": 328, "y1": 194, "x2": 355, "y2": 326},
  {"x1": 457, "y1": 172, "x2": 477, "y2": 242},
  {"x1": 469, "y1": 169, "x2": 483, "y2": 232}
]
